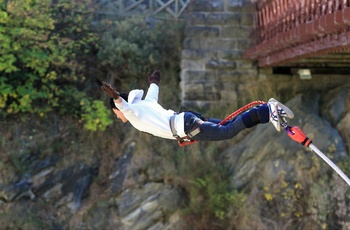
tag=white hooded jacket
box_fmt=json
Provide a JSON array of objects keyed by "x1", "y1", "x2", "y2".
[{"x1": 114, "y1": 83, "x2": 185, "y2": 139}]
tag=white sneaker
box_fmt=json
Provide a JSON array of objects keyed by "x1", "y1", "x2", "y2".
[{"x1": 267, "y1": 98, "x2": 294, "y2": 131}]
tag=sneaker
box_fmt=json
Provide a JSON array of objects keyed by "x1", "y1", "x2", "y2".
[{"x1": 267, "y1": 98, "x2": 294, "y2": 131}]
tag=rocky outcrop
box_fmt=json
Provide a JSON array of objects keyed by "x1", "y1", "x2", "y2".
[
  {"x1": 117, "y1": 183, "x2": 183, "y2": 230},
  {"x1": 321, "y1": 86, "x2": 350, "y2": 152}
]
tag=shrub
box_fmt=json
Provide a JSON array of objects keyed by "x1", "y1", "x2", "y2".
[
  {"x1": 80, "y1": 98, "x2": 113, "y2": 131},
  {"x1": 97, "y1": 15, "x2": 184, "y2": 89},
  {"x1": 0, "y1": 0, "x2": 110, "y2": 129},
  {"x1": 176, "y1": 145, "x2": 247, "y2": 229}
]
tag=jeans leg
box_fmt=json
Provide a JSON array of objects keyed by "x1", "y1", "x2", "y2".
[
  {"x1": 186, "y1": 114, "x2": 247, "y2": 142},
  {"x1": 241, "y1": 104, "x2": 269, "y2": 128},
  {"x1": 184, "y1": 112, "x2": 203, "y2": 133},
  {"x1": 207, "y1": 118, "x2": 238, "y2": 126},
  {"x1": 207, "y1": 118, "x2": 222, "y2": 124}
]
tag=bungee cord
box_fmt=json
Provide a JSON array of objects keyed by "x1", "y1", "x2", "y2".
[{"x1": 286, "y1": 125, "x2": 350, "y2": 187}]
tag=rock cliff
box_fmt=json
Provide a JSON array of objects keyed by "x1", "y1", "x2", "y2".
[{"x1": 0, "y1": 87, "x2": 349, "y2": 229}]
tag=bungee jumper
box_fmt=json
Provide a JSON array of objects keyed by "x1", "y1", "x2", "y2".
[
  {"x1": 101, "y1": 70, "x2": 293, "y2": 145},
  {"x1": 102, "y1": 70, "x2": 350, "y2": 186}
]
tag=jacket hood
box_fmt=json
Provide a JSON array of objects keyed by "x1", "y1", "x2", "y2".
[{"x1": 128, "y1": 89, "x2": 144, "y2": 104}]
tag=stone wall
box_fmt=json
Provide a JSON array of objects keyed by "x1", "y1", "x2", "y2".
[
  {"x1": 180, "y1": 0, "x2": 350, "y2": 109},
  {"x1": 180, "y1": 0, "x2": 258, "y2": 109}
]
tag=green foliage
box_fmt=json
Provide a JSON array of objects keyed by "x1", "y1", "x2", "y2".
[
  {"x1": 307, "y1": 179, "x2": 331, "y2": 227},
  {"x1": 261, "y1": 170, "x2": 306, "y2": 224},
  {"x1": 338, "y1": 158, "x2": 350, "y2": 176},
  {"x1": 192, "y1": 172, "x2": 247, "y2": 221},
  {"x1": 80, "y1": 99, "x2": 113, "y2": 131},
  {"x1": 9, "y1": 151, "x2": 30, "y2": 175},
  {"x1": 97, "y1": 16, "x2": 184, "y2": 88},
  {"x1": 97, "y1": 16, "x2": 151, "y2": 74},
  {"x1": 177, "y1": 147, "x2": 247, "y2": 229},
  {"x1": 145, "y1": 138, "x2": 248, "y2": 229},
  {"x1": 0, "y1": 0, "x2": 107, "y2": 130},
  {"x1": 0, "y1": 206, "x2": 55, "y2": 229}
]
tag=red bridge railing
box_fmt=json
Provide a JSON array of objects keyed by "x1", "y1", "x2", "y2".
[{"x1": 244, "y1": 0, "x2": 350, "y2": 66}]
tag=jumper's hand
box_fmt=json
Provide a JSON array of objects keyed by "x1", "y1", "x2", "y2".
[
  {"x1": 148, "y1": 70, "x2": 161, "y2": 85},
  {"x1": 101, "y1": 81, "x2": 120, "y2": 99}
]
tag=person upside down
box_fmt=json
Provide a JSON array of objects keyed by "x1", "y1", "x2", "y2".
[{"x1": 101, "y1": 70, "x2": 294, "y2": 144}]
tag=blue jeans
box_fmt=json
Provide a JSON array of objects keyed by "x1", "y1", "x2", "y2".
[{"x1": 183, "y1": 112, "x2": 247, "y2": 141}]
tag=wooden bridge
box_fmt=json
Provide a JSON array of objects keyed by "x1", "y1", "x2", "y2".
[{"x1": 244, "y1": 0, "x2": 350, "y2": 68}]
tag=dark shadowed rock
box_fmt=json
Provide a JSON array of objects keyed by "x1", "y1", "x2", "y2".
[
  {"x1": 110, "y1": 141, "x2": 135, "y2": 195},
  {"x1": 0, "y1": 178, "x2": 35, "y2": 202},
  {"x1": 35, "y1": 162, "x2": 97, "y2": 213},
  {"x1": 117, "y1": 182, "x2": 184, "y2": 230}
]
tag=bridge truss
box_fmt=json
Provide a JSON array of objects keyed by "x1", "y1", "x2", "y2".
[{"x1": 244, "y1": 0, "x2": 350, "y2": 67}]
